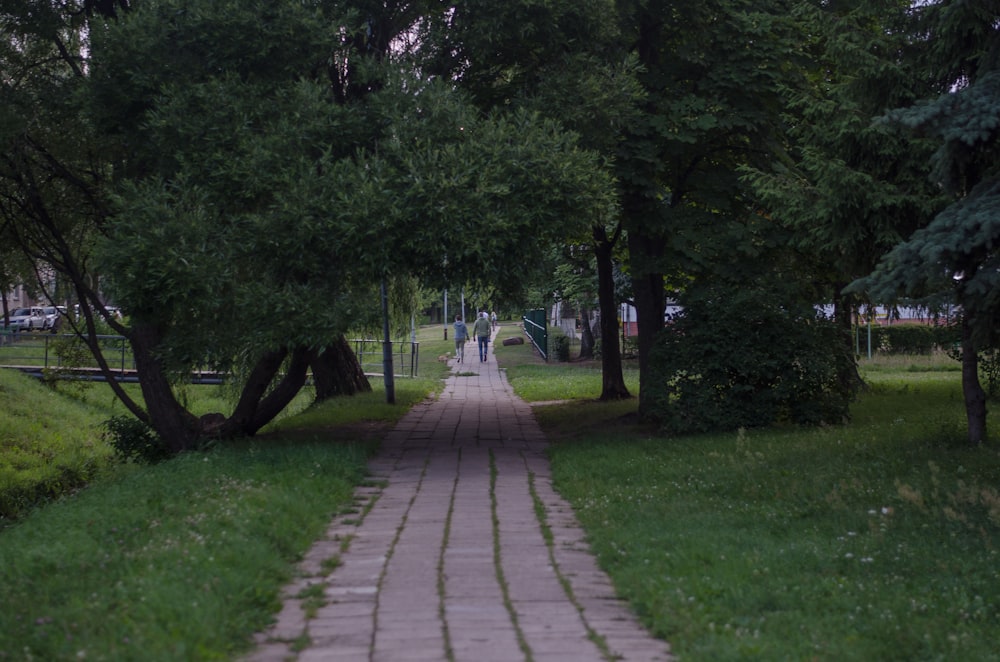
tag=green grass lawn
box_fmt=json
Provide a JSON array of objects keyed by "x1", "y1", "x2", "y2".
[
  {"x1": 0, "y1": 325, "x2": 454, "y2": 660},
  {"x1": 492, "y1": 339, "x2": 1000, "y2": 661},
  {"x1": 4, "y1": 324, "x2": 998, "y2": 661}
]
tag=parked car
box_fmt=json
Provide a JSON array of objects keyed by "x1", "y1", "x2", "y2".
[
  {"x1": 7, "y1": 307, "x2": 47, "y2": 331},
  {"x1": 41, "y1": 306, "x2": 64, "y2": 331}
]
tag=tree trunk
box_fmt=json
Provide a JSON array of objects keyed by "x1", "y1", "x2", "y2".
[
  {"x1": 627, "y1": 231, "x2": 665, "y2": 416},
  {"x1": 578, "y1": 304, "x2": 595, "y2": 360},
  {"x1": 223, "y1": 347, "x2": 291, "y2": 436},
  {"x1": 244, "y1": 345, "x2": 316, "y2": 435},
  {"x1": 961, "y1": 314, "x2": 987, "y2": 444},
  {"x1": 130, "y1": 321, "x2": 201, "y2": 453},
  {"x1": 312, "y1": 334, "x2": 372, "y2": 401},
  {"x1": 833, "y1": 287, "x2": 865, "y2": 392},
  {"x1": 594, "y1": 224, "x2": 630, "y2": 400}
]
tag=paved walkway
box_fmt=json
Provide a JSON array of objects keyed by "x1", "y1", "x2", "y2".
[{"x1": 243, "y1": 328, "x2": 672, "y2": 661}]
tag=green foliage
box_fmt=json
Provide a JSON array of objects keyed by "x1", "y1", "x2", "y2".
[
  {"x1": 102, "y1": 415, "x2": 170, "y2": 465},
  {"x1": 647, "y1": 288, "x2": 855, "y2": 434},
  {"x1": 743, "y1": 0, "x2": 941, "y2": 293},
  {"x1": 855, "y1": 5, "x2": 1000, "y2": 347},
  {"x1": 945, "y1": 344, "x2": 1000, "y2": 399},
  {"x1": 979, "y1": 349, "x2": 1000, "y2": 397},
  {"x1": 548, "y1": 327, "x2": 571, "y2": 363},
  {"x1": 88, "y1": 0, "x2": 613, "y2": 375},
  {"x1": 868, "y1": 324, "x2": 958, "y2": 355}
]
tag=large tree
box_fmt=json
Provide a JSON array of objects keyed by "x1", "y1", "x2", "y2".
[
  {"x1": 423, "y1": 0, "x2": 641, "y2": 400},
  {"x1": 743, "y1": 0, "x2": 945, "y2": 390},
  {"x1": 613, "y1": 0, "x2": 804, "y2": 417},
  {"x1": 853, "y1": 0, "x2": 1000, "y2": 444},
  {"x1": 1, "y1": 0, "x2": 613, "y2": 452}
]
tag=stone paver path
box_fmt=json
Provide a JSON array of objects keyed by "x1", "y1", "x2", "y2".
[{"x1": 243, "y1": 328, "x2": 672, "y2": 661}]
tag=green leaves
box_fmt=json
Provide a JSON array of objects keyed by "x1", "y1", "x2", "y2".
[
  {"x1": 855, "y1": 5, "x2": 1000, "y2": 353},
  {"x1": 86, "y1": 0, "x2": 613, "y2": 372},
  {"x1": 648, "y1": 286, "x2": 855, "y2": 435}
]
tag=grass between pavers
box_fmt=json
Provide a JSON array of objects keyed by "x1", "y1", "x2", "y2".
[
  {"x1": 492, "y1": 340, "x2": 1000, "y2": 660},
  {"x1": 0, "y1": 325, "x2": 455, "y2": 660}
]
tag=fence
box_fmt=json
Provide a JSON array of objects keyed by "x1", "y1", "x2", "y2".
[
  {"x1": 0, "y1": 330, "x2": 135, "y2": 372},
  {"x1": 522, "y1": 309, "x2": 548, "y2": 361},
  {"x1": 351, "y1": 339, "x2": 420, "y2": 378},
  {"x1": 0, "y1": 331, "x2": 419, "y2": 381}
]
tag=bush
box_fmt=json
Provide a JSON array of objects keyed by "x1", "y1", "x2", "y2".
[
  {"x1": 548, "y1": 327, "x2": 571, "y2": 362},
  {"x1": 863, "y1": 323, "x2": 960, "y2": 355},
  {"x1": 647, "y1": 289, "x2": 856, "y2": 435},
  {"x1": 103, "y1": 415, "x2": 170, "y2": 464}
]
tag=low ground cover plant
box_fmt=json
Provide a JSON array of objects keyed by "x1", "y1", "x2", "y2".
[{"x1": 493, "y1": 340, "x2": 1000, "y2": 661}]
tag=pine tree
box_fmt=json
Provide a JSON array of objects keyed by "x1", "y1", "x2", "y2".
[{"x1": 855, "y1": 0, "x2": 1000, "y2": 443}]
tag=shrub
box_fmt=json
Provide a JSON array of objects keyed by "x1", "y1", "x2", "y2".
[
  {"x1": 647, "y1": 288, "x2": 856, "y2": 435},
  {"x1": 863, "y1": 323, "x2": 961, "y2": 356},
  {"x1": 103, "y1": 415, "x2": 170, "y2": 464},
  {"x1": 548, "y1": 327, "x2": 571, "y2": 362}
]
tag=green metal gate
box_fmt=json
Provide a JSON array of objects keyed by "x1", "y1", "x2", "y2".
[{"x1": 522, "y1": 309, "x2": 548, "y2": 361}]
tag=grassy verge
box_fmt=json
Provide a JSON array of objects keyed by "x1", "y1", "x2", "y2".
[
  {"x1": 493, "y1": 342, "x2": 1000, "y2": 660},
  {"x1": 492, "y1": 323, "x2": 640, "y2": 402},
  {"x1": 0, "y1": 325, "x2": 454, "y2": 660},
  {"x1": 0, "y1": 439, "x2": 371, "y2": 660},
  {"x1": 0, "y1": 369, "x2": 117, "y2": 520}
]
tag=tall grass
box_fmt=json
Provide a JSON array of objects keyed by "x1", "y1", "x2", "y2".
[{"x1": 496, "y1": 344, "x2": 1000, "y2": 660}]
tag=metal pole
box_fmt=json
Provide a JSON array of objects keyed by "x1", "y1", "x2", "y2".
[
  {"x1": 381, "y1": 278, "x2": 395, "y2": 404},
  {"x1": 867, "y1": 314, "x2": 872, "y2": 360},
  {"x1": 443, "y1": 289, "x2": 448, "y2": 340}
]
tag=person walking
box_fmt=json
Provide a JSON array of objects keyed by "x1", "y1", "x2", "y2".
[
  {"x1": 473, "y1": 310, "x2": 492, "y2": 362},
  {"x1": 490, "y1": 310, "x2": 497, "y2": 329},
  {"x1": 453, "y1": 315, "x2": 469, "y2": 362}
]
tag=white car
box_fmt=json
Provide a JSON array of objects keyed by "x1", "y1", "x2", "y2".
[
  {"x1": 8, "y1": 307, "x2": 47, "y2": 331},
  {"x1": 41, "y1": 306, "x2": 64, "y2": 330}
]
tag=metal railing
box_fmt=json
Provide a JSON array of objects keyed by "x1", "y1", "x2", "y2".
[
  {"x1": 351, "y1": 339, "x2": 420, "y2": 378},
  {"x1": 0, "y1": 330, "x2": 134, "y2": 372},
  {"x1": 522, "y1": 309, "x2": 548, "y2": 361},
  {"x1": 0, "y1": 331, "x2": 419, "y2": 381}
]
